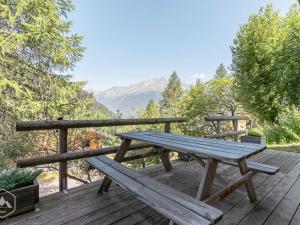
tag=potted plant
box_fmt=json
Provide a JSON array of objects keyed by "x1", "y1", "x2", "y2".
[
  {"x1": 241, "y1": 128, "x2": 267, "y2": 146},
  {"x1": 0, "y1": 169, "x2": 41, "y2": 218}
]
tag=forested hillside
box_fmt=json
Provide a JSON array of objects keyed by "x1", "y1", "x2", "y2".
[{"x1": 0, "y1": 0, "x2": 112, "y2": 177}]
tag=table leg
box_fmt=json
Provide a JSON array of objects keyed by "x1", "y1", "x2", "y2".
[
  {"x1": 157, "y1": 147, "x2": 173, "y2": 172},
  {"x1": 190, "y1": 154, "x2": 230, "y2": 187},
  {"x1": 98, "y1": 138, "x2": 132, "y2": 193},
  {"x1": 196, "y1": 158, "x2": 218, "y2": 200},
  {"x1": 238, "y1": 159, "x2": 257, "y2": 202}
]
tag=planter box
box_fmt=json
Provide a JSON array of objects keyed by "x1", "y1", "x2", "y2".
[
  {"x1": 241, "y1": 135, "x2": 267, "y2": 146},
  {"x1": 0, "y1": 180, "x2": 39, "y2": 218}
]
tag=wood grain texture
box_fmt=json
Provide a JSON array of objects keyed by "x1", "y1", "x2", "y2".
[
  {"x1": 238, "y1": 159, "x2": 257, "y2": 203},
  {"x1": 221, "y1": 160, "x2": 279, "y2": 175},
  {"x1": 96, "y1": 156, "x2": 222, "y2": 222},
  {"x1": 16, "y1": 118, "x2": 185, "y2": 131},
  {"x1": 98, "y1": 138, "x2": 132, "y2": 193},
  {"x1": 58, "y1": 128, "x2": 68, "y2": 191},
  {"x1": 117, "y1": 131, "x2": 265, "y2": 161},
  {"x1": 196, "y1": 158, "x2": 219, "y2": 200},
  {"x1": 157, "y1": 148, "x2": 173, "y2": 172},
  {"x1": 4, "y1": 150, "x2": 299, "y2": 225},
  {"x1": 17, "y1": 143, "x2": 152, "y2": 167},
  {"x1": 86, "y1": 156, "x2": 217, "y2": 225}
]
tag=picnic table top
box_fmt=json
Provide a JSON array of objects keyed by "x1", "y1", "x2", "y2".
[{"x1": 117, "y1": 131, "x2": 266, "y2": 161}]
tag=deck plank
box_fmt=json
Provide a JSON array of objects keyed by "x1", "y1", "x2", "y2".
[
  {"x1": 2, "y1": 150, "x2": 299, "y2": 225},
  {"x1": 263, "y1": 168, "x2": 300, "y2": 225},
  {"x1": 290, "y1": 204, "x2": 300, "y2": 225},
  {"x1": 218, "y1": 151, "x2": 299, "y2": 225},
  {"x1": 238, "y1": 161, "x2": 300, "y2": 225}
]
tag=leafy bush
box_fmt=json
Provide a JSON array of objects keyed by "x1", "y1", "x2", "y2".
[
  {"x1": 247, "y1": 128, "x2": 264, "y2": 137},
  {"x1": 263, "y1": 109, "x2": 300, "y2": 144},
  {"x1": 0, "y1": 169, "x2": 42, "y2": 191}
]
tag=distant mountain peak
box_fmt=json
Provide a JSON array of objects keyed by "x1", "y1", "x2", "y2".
[{"x1": 92, "y1": 77, "x2": 189, "y2": 117}]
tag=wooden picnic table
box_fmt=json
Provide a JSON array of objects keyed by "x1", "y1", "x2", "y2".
[{"x1": 99, "y1": 131, "x2": 270, "y2": 204}]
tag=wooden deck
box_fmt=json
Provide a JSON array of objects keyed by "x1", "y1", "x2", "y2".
[{"x1": 3, "y1": 150, "x2": 300, "y2": 225}]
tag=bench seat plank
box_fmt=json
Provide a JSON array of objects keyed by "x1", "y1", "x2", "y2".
[
  {"x1": 222, "y1": 160, "x2": 279, "y2": 175},
  {"x1": 86, "y1": 156, "x2": 223, "y2": 225},
  {"x1": 97, "y1": 156, "x2": 222, "y2": 222}
]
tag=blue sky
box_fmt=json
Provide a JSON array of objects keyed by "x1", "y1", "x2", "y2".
[{"x1": 69, "y1": 0, "x2": 296, "y2": 90}]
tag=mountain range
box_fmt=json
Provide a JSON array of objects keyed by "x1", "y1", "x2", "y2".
[{"x1": 91, "y1": 78, "x2": 189, "y2": 117}]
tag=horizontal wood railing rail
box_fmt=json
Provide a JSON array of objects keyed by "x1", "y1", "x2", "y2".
[
  {"x1": 204, "y1": 115, "x2": 250, "y2": 141},
  {"x1": 16, "y1": 118, "x2": 185, "y2": 131},
  {"x1": 205, "y1": 130, "x2": 246, "y2": 139},
  {"x1": 16, "y1": 117, "x2": 185, "y2": 192},
  {"x1": 16, "y1": 143, "x2": 153, "y2": 168},
  {"x1": 205, "y1": 115, "x2": 249, "y2": 121}
]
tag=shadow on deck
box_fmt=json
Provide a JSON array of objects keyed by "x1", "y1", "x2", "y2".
[{"x1": 2, "y1": 150, "x2": 300, "y2": 225}]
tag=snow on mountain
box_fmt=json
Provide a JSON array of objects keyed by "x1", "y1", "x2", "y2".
[{"x1": 92, "y1": 78, "x2": 188, "y2": 117}]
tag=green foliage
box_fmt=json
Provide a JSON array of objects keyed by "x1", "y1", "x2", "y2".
[
  {"x1": 0, "y1": 134, "x2": 32, "y2": 161},
  {"x1": 0, "y1": 0, "x2": 111, "y2": 184},
  {"x1": 184, "y1": 80, "x2": 215, "y2": 118},
  {"x1": 231, "y1": 4, "x2": 300, "y2": 122},
  {"x1": 207, "y1": 76, "x2": 238, "y2": 115},
  {"x1": 182, "y1": 68, "x2": 239, "y2": 136},
  {"x1": 247, "y1": 128, "x2": 264, "y2": 137},
  {"x1": 142, "y1": 99, "x2": 160, "y2": 118},
  {"x1": 160, "y1": 71, "x2": 184, "y2": 117},
  {"x1": 263, "y1": 108, "x2": 300, "y2": 144},
  {"x1": 0, "y1": 0, "x2": 90, "y2": 140},
  {"x1": 0, "y1": 169, "x2": 42, "y2": 191},
  {"x1": 215, "y1": 63, "x2": 228, "y2": 79},
  {"x1": 0, "y1": 0, "x2": 84, "y2": 72}
]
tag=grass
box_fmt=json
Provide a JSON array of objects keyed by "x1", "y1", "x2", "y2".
[
  {"x1": 268, "y1": 143, "x2": 300, "y2": 153},
  {"x1": 37, "y1": 171, "x2": 58, "y2": 182}
]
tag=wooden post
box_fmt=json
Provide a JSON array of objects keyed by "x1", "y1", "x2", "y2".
[
  {"x1": 233, "y1": 120, "x2": 238, "y2": 141},
  {"x1": 164, "y1": 122, "x2": 175, "y2": 162},
  {"x1": 249, "y1": 119, "x2": 253, "y2": 129},
  {"x1": 157, "y1": 147, "x2": 173, "y2": 172},
  {"x1": 59, "y1": 128, "x2": 68, "y2": 192},
  {"x1": 238, "y1": 159, "x2": 257, "y2": 202},
  {"x1": 196, "y1": 158, "x2": 218, "y2": 200},
  {"x1": 216, "y1": 121, "x2": 220, "y2": 133},
  {"x1": 164, "y1": 122, "x2": 171, "y2": 133}
]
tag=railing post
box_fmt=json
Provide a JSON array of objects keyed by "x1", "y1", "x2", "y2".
[
  {"x1": 233, "y1": 119, "x2": 238, "y2": 141},
  {"x1": 216, "y1": 121, "x2": 220, "y2": 133},
  {"x1": 59, "y1": 128, "x2": 68, "y2": 192},
  {"x1": 164, "y1": 122, "x2": 171, "y2": 133}
]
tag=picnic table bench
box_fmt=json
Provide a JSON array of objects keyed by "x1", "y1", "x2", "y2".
[
  {"x1": 86, "y1": 156, "x2": 223, "y2": 225},
  {"x1": 86, "y1": 131, "x2": 279, "y2": 225}
]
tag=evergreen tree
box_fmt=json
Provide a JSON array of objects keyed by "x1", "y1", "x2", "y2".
[
  {"x1": 144, "y1": 99, "x2": 160, "y2": 118},
  {"x1": 159, "y1": 71, "x2": 184, "y2": 117},
  {"x1": 215, "y1": 63, "x2": 228, "y2": 79},
  {"x1": 0, "y1": 0, "x2": 110, "y2": 183}
]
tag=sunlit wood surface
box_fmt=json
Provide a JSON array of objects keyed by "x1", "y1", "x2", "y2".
[{"x1": 3, "y1": 150, "x2": 300, "y2": 225}]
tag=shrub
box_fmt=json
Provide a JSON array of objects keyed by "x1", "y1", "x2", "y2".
[
  {"x1": 247, "y1": 128, "x2": 264, "y2": 137},
  {"x1": 0, "y1": 169, "x2": 42, "y2": 191},
  {"x1": 263, "y1": 109, "x2": 300, "y2": 144}
]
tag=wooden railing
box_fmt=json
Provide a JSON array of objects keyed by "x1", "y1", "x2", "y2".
[
  {"x1": 16, "y1": 118, "x2": 185, "y2": 192},
  {"x1": 15, "y1": 115, "x2": 251, "y2": 192},
  {"x1": 204, "y1": 115, "x2": 251, "y2": 140}
]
